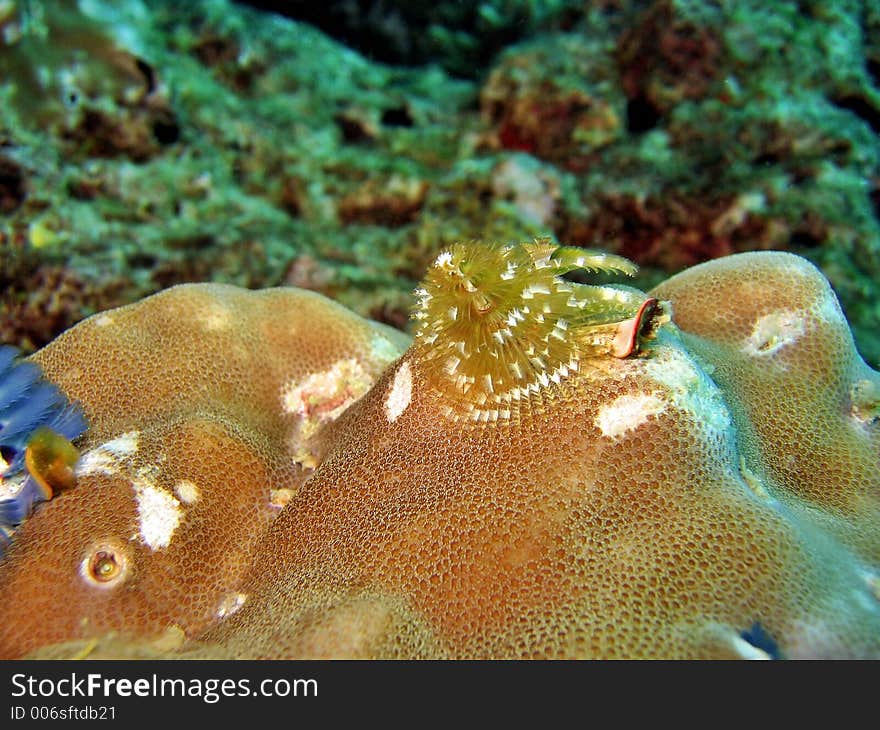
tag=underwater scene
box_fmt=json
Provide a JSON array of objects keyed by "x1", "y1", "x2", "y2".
[{"x1": 0, "y1": 0, "x2": 878, "y2": 659}]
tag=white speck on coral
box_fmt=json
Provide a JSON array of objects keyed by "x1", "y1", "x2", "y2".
[
  {"x1": 133, "y1": 478, "x2": 182, "y2": 551},
  {"x1": 743, "y1": 309, "x2": 806, "y2": 358},
  {"x1": 103, "y1": 432, "x2": 139, "y2": 456},
  {"x1": 861, "y1": 571, "x2": 880, "y2": 602},
  {"x1": 93, "y1": 314, "x2": 114, "y2": 327},
  {"x1": 216, "y1": 592, "x2": 248, "y2": 619},
  {"x1": 75, "y1": 432, "x2": 140, "y2": 476},
  {"x1": 281, "y1": 359, "x2": 371, "y2": 423},
  {"x1": 199, "y1": 302, "x2": 233, "y2": 331},
  {"x1": 595, "y1": 393, "x2": 667, "y2": 439},
  {"x1": 738, "y1": 456, "x2": 773, "y2": 502},
  {"x1": 385, "y1": 361, "x2": 412, "y2": 423},
  {"x1": 270, "y1": 488, "x2": 295, "y2": 509},
  {"x1": 174, "y1": 479, "x2": 200, "y2": 504}
]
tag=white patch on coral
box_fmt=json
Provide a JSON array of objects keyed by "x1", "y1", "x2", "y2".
[
  {"x1": 595, "y1": 393, "x2": 667, "y2": 439},
  {"x1": 101, "y1": 432, "x2": 139, "y2": 456},
  {"x1": 644, "y1": 344, "x2": 733, "y2": 441},
  {"x1": 75, "y1": 432, "x2": 140, "y2": 476},
  {"x1": 216, "y1": 592, "x2": 248, "y2": 619},
  {"x1": 93, "y1": 313, "x2": 114, "y2": 327},
  {"x1": 270, "y1": 488, "x2": 295, "y2": 510},
  {"x1": 76, "y1": 450, "x2": 118, "y2": 477},
  {"x1": 491, "y1": 155, "x2": 556, "y2": 226},
  {"x1": 743, "y1": 310, "x2": 806, "y2": 358},
  {"x1": 385, "y1": 361, "x2": 412, "y2": 423},
  {"x1": 281, "y1": 359, "x2": 371, "y2": 422},
  {"x1": 174, "y1": 479, "x2": 200, "y2": 504},
  {"x1": 199, "y1": 303, "x2": 233, "y2": 331},
  {"x1": 738, "y1": 456, "x2": 773, "y2": 502},
  {"x1": 133, "y1": 479, "x2": 182, "y2": 551},
  {"x1": 783, "y1": 615, "x2": 864, "y2": 659}
]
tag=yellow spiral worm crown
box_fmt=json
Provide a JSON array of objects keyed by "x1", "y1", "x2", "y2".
[{"x1": 411, "y1": 239, "x2": 649, "y2": 422}]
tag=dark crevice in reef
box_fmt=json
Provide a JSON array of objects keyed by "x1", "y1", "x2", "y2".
[
  {"x1": 236, "y1": 0, "x2": 554, "y2": 79},
  {"x1": 870, "y1": 179, "x2": 880, "y2": 224},
  {"x1": 0, "y1": 155, "x2": 26, "y2": 215},
  {"x1": 381, "y1": 105, "x2": 414, "y2": 128},
  {"x1": 788, "y1": 230, "x2": 825, "y2": 251},
  {"x1": 626, "y1": 93, "x2": 663, "y2": 134},
  {"x1": 866, "y1": 58, "x2": 880, "y2": 87},
  {"x1": 152, "y1": 113, "x2": 181, "y2": 145},
  {"x1": 830, "y1": 93, "x2": 880, "y2": 136}
]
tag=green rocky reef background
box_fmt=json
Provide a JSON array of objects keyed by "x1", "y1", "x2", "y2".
[{"x1": 1, "y1": 0, "x2": 878, "y2": 366}]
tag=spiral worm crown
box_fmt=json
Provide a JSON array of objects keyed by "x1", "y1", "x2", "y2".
[{"x1": 411, "y1": 239, "x2": 648, "y2": 422}]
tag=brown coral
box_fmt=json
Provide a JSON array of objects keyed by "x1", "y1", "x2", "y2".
[
  {"x1": 560, "y1": 191, "x2": 782, "y2": 271},
  {"x1": 0, "y1": 284, "x2": 408, "y2": 658},
  {"x1": 1, "y1": 249, "x2": 878, "y2": 659},
  {"x1": 651, "y1": 251, "x2": 880, "y2": 565},
  {"x1": 200, "y1": 249, "x2": 878, "y2": 659},
  {"x1": 480, "y1": 36, "x2": 625, "y2": 171},
  {"x1": 338, "y1": 177, "x2": 429, "y2": 228},
  {"x1": 617, "y1": 0, "x2": 723, "y2": 121}
]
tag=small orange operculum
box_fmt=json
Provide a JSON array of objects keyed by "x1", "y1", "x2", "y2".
[
  {"x1": 611, "y1": 297, "x2": 660, "y2": 358},
  {"x1": 24, "y1": 426, "x2": 81, "y2": 500}
]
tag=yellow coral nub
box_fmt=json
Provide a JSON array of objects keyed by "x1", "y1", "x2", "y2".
[{"x1": 412, "y1": 239, "x2": 649, "y2": 422}]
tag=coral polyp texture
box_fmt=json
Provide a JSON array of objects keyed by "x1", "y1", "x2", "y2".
[
  {"x1": 0, "y1": 284, "x2": 408, "y2": 658},
  {"x1": 0, "y1": 246, "x2": 878, "y2": 659},
  {"x1": 650, "y1": 252, "x2": 880, "y2": 569}
]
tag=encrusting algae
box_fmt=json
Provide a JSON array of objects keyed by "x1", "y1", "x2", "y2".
[{"x1": 0, "y1": 242, "x2": 878, "y2": 659}]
